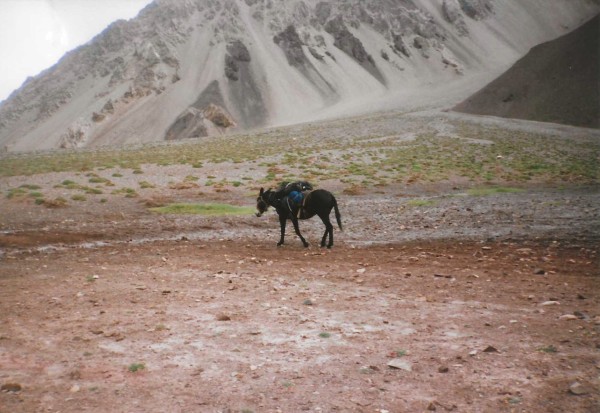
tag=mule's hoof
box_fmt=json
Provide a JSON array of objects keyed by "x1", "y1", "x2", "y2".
[
  {"x1": 303, "y1": 243, "x2": 309, "y2": 248},
  {"x1": 277, "y1": 242, "x2": 284, "y2": 247}
]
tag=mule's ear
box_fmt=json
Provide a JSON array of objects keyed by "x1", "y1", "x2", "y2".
[{"x1": 259, "y1": 188, "x2": 264, "y2": 195}]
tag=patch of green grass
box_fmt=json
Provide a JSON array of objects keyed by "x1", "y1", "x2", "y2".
[
  {"x1": 406, "y1": 199, "x2": 436, "y2": 207},
  {"x1": 128, "y1": 363, "x2": 145, "y2": 373},
  {"x1": 537, "y1": 345, "x2": 558, "y2": 353},
  {"x1": 139, "y1": 181, "x2": 155, "y2": 189},
  {"x1": 318, "y1": 332, "x2": 331, "y2": 338},
  {"x1": 150, "y1": 203, "x2": 255, "y2": 216},
  {"x1": 6, "y1": 188, "x2": 28, "y2": 199},
  {"x1": 467, "y1": 187, "x2": 524, "y2": 196},
  {"x1": 71, "y1": 194, "x2": 86, "y2": 201},
  {"x1": 19, "y1": 184, "x2": 41, "y2": 190},
  {"x1": 111, "y1": 188, "x2": 138, "y2": 198},
  {"x1": 88, "y1": 176, "x2": 109, "y2": 184},
  {"x1": 85, "y1": 187, "x2": 103, "y2": 195},
  {"x1": 28, "y1": 191, "x2": 44, "y2": 199}
]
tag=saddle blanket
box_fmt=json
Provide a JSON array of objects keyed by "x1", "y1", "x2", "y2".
[{"x1": 288, "y1": 191, "x2": 304, "y2": 206}]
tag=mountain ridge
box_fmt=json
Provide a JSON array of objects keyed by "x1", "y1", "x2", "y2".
[
  {"x1": 453, "y1": 13, "x2": 599, "y2": 129},
  {"x1": 1, "y1": 0, "x2": 598, "y2": 152}
]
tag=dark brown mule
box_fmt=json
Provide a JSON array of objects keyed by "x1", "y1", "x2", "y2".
[{"x1": 256, "y1": 187, "x2": 342, "y2": 248}]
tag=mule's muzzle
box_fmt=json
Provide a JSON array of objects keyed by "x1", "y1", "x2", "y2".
[{"x1": 255, "y1": 211, "x2": 263, "y2": 217}]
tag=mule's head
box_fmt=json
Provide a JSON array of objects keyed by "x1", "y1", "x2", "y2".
[{"x1": 256, "y1": 188, "x2": 270, "y2": 217}]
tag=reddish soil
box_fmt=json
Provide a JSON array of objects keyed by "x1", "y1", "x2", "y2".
[{"x1": 1, "y1": 182, "x2": 599, "y2": 413}]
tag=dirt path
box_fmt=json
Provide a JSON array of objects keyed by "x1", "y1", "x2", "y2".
[{"x1": 1, "y1": 209, "x2": 599, "y2": 413}]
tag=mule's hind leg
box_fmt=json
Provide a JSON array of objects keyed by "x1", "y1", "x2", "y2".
[
  {"x1": 291, "y1": 217, "x2": 309, "y2": 248},
  {"x1": 319, "y1": 214, "x2": 334, "y2": 248}
]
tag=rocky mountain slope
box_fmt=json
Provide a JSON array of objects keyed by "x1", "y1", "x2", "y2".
[
  {"x1": 0, "y1": 0, "x2": 598, "y2": 151},
  {"x1": 454, "y1": 13, "x2": 599, "y2": 129}
]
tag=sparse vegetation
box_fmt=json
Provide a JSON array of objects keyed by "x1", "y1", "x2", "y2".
[
  {"x1": 111, "y1": 188, "x2": 138, "y2": 198},
  {"x1": 467, "y1": 187, "x2": 524, "y2": 196},
  {"x1": 406, "y1": 199, "x2": 436, "y2": 207},
  {"x1": 128, "y1": 363, "x2": 145, "y2": 373},
  {"x1": 150, "y1": 203, "x2": 255, "y2": 216},
  {"x1": 537, "y1": 345, "x2": 558, "y2": 353},
  {"x1": 139, "y1": 181, "x2": 155, "y2": 189},
  {"x1": 0, "y1": 114, "x2": 597, "y2": 194}
]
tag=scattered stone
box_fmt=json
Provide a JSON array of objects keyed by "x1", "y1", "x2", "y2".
[
  {"x1": 483, "y1": 345, "x2": 499, "y2": 353},
  {"x1": 540, "y1": 301, "x2": 560, "y2": 306},
  {"x1": 533, "y1": 268, "x2": 546, "y2": 275},
  {"x1": 577, "y1": 293, "x2": 586, "y2": 300},
  {"x1": 569, "y1": 381, "x2": 591, "y2": 395},
  {"x1": 427, "y1": 401, "x2": 437, "y2": 411},
  {"x1": 559, "y1": 314, "x2": 578, "y2": 321},
  {"x1": 469, "y1": 350, "x2": 478, "y2": 356},
  {"x1": 438, "y1": 366, "x2": 449, "y2": 373},
  {"x1": 356, "y1": 268, "x2": 366, "y2": 274},
  {"x1": 217, "y1": 314, "x2": 231, "y2": 321},
  {"x1": 387, "y1": 358, "x2": 412, "y2": 371},
  {"x1": 69, "y1": 384, "x2": 81, "y2": 393},
  {"x1": 1, "y1": 383, "x2": 22, "y2": 392}
]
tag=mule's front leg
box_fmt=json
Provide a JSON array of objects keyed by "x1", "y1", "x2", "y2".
[
  {"x1": 291, "y1": 218, "x2": 309, "y2": 248},
  {"x1": 277, "y1": 215, "x2": 287, "y2": 246}
]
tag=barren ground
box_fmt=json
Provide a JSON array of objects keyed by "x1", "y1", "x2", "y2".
[{"x1": 0, "y1": 112, "x2": 599, "y2": 413}]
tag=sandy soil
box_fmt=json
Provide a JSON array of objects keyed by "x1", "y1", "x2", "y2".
[{"x1": 0, "y1": 165, "x2": 599, "y2": 413}]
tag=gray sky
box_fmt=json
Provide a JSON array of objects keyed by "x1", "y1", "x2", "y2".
[{"x1": 0, "y1": 0, "x2": 153, "y2": 102}]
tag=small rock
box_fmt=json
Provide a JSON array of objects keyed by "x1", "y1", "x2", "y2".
[
  {"x1": 356, "y1": 268, "x2": 366, "y2": 274},
  {"x1": 438, "y1": 366, "x2": 449, "y2": 373},
  {"x1": 216, "y1": 314, "x2": 231, "y2": 321},
  {"x1": 533, "y1": 268, "x2": 545, "y2": 275},
  {"x1": 69, "y1": 384, "x2": 80, "y2": 393},
  {"x1": 559, "y1": 314, "x2": 578, "y2": 321},
  {"x1": 577, "y1": 293, "x2": 586, "y2": 300},
  {"x1": 483, "y1": 345, "x2": 499, "y2": 353},
  {"x1": 469, "y1": 350, "x2": 478, "y2": 356},
  {"x1": 569, "y1": 381, "x2": 591, "y2": 395},
  {"x1": 540, "y1": 300, "x2": 560, "y2": 306},
  {"x1": 387, "y1": 358, "x2": 412, "y2": 371},
  {"x1": 1, "y1": 383, "x2": 22, "y2": 392},
  {"x1": 427, "y1": 401, "x2": 437, "y2": 411}
]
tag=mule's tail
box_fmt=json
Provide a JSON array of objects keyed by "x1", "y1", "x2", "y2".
[{"x1": 333, "y1": 195, "x2": 343, "y2": 231}]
